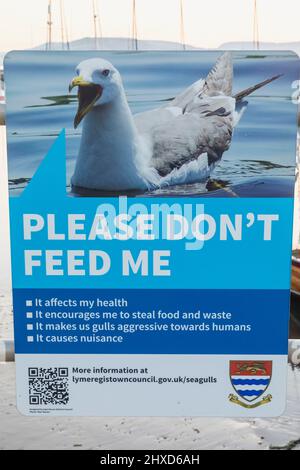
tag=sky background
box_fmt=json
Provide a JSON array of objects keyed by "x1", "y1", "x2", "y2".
[{"x1": 1, "y1": 0, "x2": 300, "y2": 52}]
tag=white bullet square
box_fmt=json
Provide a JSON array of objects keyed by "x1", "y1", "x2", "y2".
[
  {"x1": 27, "y1": 336, "x2": 34, "y2": 342},
  {"x1": 26, "y1": 312, "x2": 33, "y2": 319},
  {"x1": 26, "y1": 324, "x2": 33, "y2": 331},
  {"x1": 26, "y1": 300, "x2": 33, "y2": 307}
]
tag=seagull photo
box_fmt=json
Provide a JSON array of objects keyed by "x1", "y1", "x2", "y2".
[{"x1": 68, "y1": 52, "x2": 280, "y2": 195}]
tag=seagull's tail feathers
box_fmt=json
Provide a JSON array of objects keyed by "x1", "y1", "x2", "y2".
[
  {"x1": 203, "y1": 52, "x2": 233, "y2": 97},
  {"x1": 234, "y1": 74, "x2": 282, "y2": 101}
]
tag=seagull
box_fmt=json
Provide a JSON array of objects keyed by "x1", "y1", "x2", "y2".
[{"x1": 69, "y1": 53, "x2": 280, "y2": 192}]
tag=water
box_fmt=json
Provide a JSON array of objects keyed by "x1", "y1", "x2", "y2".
[{"x1": 4, "y1": 50, "x2": 299, "y2": 197}]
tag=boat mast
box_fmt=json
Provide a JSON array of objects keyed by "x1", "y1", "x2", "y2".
[
  {"x1": 60, "y1": 0, "x2": 70, "y2": 50},
  {"x1": 60, "y1": 0, "x2": 65, "y2": 49},
  {"x1": 46, "y1": 0, "x2": 53, "y2": 51},
  {"x1": 180, "y1": 0, "x2": 186, "y2": 50},
  {"x1": 92, "y1": 0, "x2": 102, "y2": 50},
  {"x1": 64, "y1": 4, "x2": 70, "y2": 50},
  {"x1": 131, "y1": 0, "x2": 138, "y2": 51},
  {"x1": 92, "y1": 0, "x2": 98, "y2": 49},
  {"x1": 253, "y1": 0, "x2": 260, "y2": 50}
]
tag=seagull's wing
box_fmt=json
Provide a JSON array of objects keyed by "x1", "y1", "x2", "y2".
[
  {"x1": 134, "y1": 52, "x2": 232, "y2": 129},
  {"x1": 134, "y1": 52, "x2": 234, "y2": 176},
  {"x1": 172, "y1": 51, "x2": 233, "y2": 108},
  {"x1": 149, "y1": 95, "x2": 235, "y2": 176}
]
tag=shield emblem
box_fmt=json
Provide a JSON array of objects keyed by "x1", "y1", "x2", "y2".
[{"x1": 230, "y1": 361, "x2": 272, "y2": 403}]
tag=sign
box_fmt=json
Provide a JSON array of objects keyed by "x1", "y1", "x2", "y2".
[{"x1": 5, "y1": 50, "x2": 299, "y2": 416}]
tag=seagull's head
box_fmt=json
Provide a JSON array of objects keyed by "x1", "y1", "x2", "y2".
[{"x1": 69, "y1": 58, "x2": 123, "y2": 128}]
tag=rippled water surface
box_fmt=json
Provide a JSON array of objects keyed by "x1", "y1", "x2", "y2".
[{"x1": 4, "y1": 50, "x2": 299, "y2": 197}]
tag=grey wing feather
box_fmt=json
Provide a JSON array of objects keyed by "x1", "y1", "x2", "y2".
[
  {"x1": 170, "y1": 52, "x2": 233, "y2": 109},
  {"x1": 134, "y1": 52, "x2": 280, "y2": 178},
  {"x1": 150, "y1": 96, "x2": 235, "y2": 176},
  {"x1": 134, "y1": 52, "x2": 235, "y2": 176},
  {"x1": 202, "y1": 52, "x2": 233, "y2": 96}
]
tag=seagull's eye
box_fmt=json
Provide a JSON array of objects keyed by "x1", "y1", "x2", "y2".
[{"x1": 102, "y1": 69, "x2": 110, "y2": 77}]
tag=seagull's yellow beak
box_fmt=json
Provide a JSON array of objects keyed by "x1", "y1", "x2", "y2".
[
  {"x1": 69, "y1": 76, "x2": 103, "y2": 129},
  {"x1": 68, "y1": 76, "x2": 92, "y2": 92}
]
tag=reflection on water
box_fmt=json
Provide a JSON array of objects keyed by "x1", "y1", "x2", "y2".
[{"x1": 4, "y1": 50, "x2": 299, "y2": 197}]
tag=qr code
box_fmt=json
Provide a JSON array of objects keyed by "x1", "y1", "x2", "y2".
[{"x1": 28, "y1": 367, "x2": 69, "y2": 406}]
